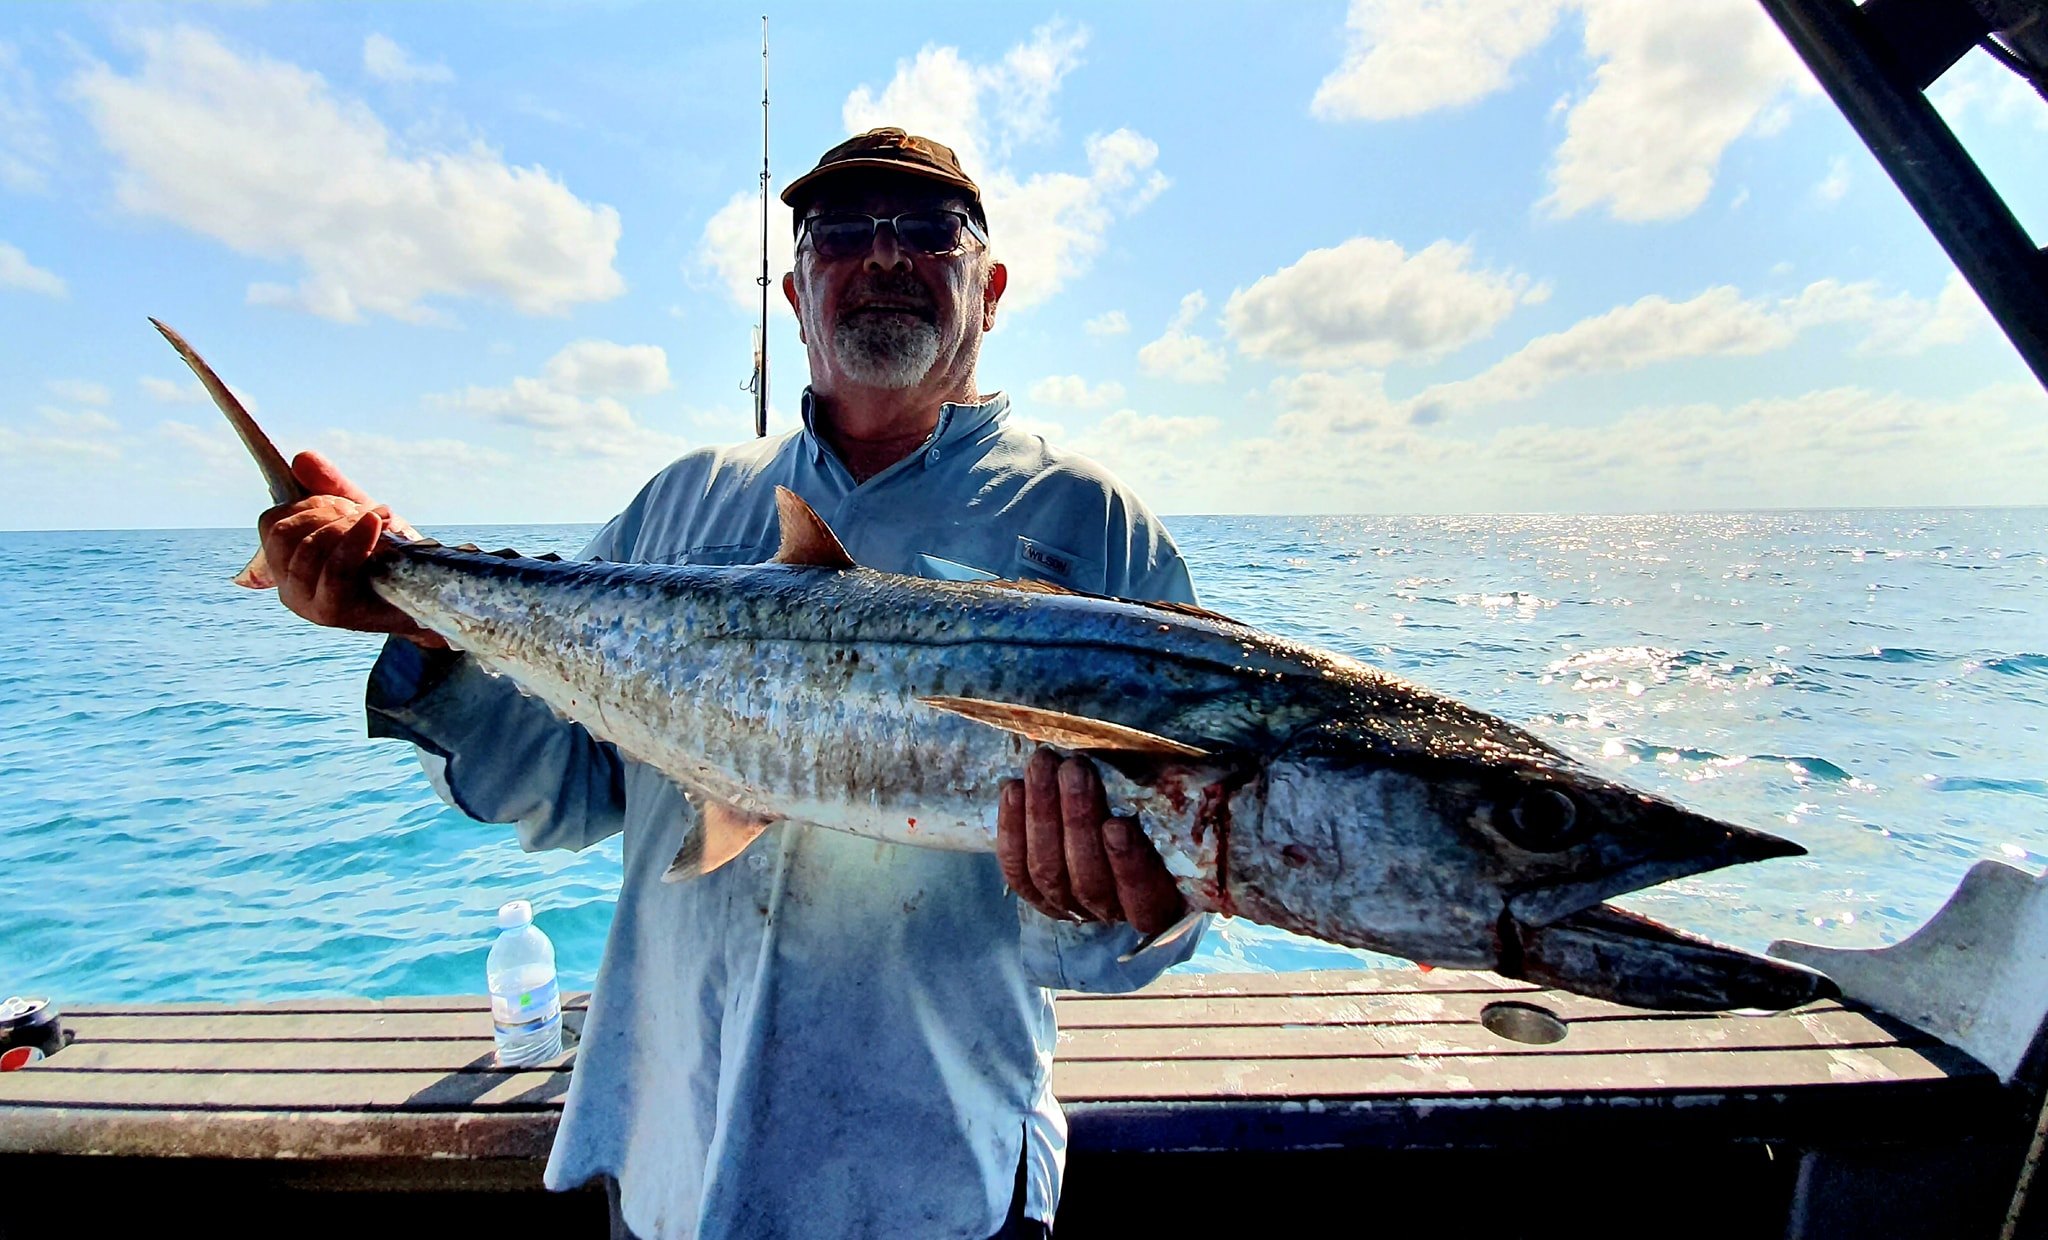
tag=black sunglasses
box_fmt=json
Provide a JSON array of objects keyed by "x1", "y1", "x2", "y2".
[{"x1": 798, "y1": 210, "x2": 989, "y2": 261}]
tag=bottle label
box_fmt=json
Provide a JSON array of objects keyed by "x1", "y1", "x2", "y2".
[{"x1": 491, "y1": 977, "x2": 561, "y2": 1037}]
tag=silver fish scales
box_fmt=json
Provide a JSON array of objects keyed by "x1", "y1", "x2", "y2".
[{"x1": 157, "y1": 318, "x2": 1835, "y2": 1012}]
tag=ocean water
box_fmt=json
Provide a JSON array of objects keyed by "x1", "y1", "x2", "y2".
[{"x1": 2, "y1": 510, "x2": 2045, "y2": 1003}]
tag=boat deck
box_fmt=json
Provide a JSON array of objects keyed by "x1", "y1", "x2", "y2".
[{"x1": 0, "y1": 968, "x2": 2023, "y2": 1236}]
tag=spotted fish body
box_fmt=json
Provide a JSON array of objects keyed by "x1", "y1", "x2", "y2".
[{"x1": 159, "y1": 318, "x2": 1835, "y2": 1012}]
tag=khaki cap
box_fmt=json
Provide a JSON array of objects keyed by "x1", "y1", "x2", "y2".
[{"x1": 780, "y1": 127, "x2": 982, "y2": 217}]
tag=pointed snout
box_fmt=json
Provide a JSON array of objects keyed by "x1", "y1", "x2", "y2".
[{"x1": 1507, "y1": 799, "x2": 1808, "y2": 930}]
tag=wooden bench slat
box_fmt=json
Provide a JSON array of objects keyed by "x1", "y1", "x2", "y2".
[
  {"x1": 61, "y1": 995, "x2": 591, "y2": 1017},
  {"x1": 0, "y1": 1068, "x2": 572, "y2": 1110},
  {"x1": 27, "y1": 1040, "x2": 520, "y2": 1075},
  {"x1": 1051, "y1": 1042, "x2": 1983, "y2": 1101},
  {"x1": 1054, "y1": 989, "x2": 1844, "y2": 1027},
  {"x1": 22, "y1": 1009, "x2": 1919, "y2": 1076},
  {"x1": 0, "y1": 1041, "x2": 1966, "y2": 1113},
  {"x1": 1091, "y1": 968, "x2": 1537, "y2": 997},
  {"x1": 1055, "y1": 1007, "x2": 1932, "y2": 1061},
  {"x1": 56, "y1": 1011, "x2": 501, "y2": 1042}
]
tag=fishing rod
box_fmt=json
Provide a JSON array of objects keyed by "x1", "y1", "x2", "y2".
[{"x1": 751, "y1": 15, "x2": 770, "y2": 438}]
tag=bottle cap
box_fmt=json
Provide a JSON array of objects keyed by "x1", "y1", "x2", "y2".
[{"x1": 496, "y1": 899, "x2": 534, "y2": 929}]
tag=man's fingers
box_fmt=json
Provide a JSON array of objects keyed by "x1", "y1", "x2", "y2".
[
  {"x1": 1023, "y1": 747, "x2": 1078, "y2": 917},
  {"x1": 1103, "y1": 814, "x2": 1188, "y2": 936},
  {"x1": 999, "y1": 777, "x2": 1066, "y2": 921},
  {"x1": 1059, "y1": 758, "x2": 1121, "y2": 922},
  {"x1": 282, "y1": 513, "x2": 359, "y2": 615},
  {"x1": 311, "y1": 511, "x2": 381, "y2": 622},
  {"x1": 293, "y1": 451, "x2": 375, "y2": 505}
]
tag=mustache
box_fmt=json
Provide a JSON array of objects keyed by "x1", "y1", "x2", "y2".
[{"x1": 840, "y1": 275, "x2": 935, "y2": 318}]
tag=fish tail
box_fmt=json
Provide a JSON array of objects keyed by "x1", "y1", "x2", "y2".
[{"x1": 150, "y1": 318, "x2": 307, "y2": 589}]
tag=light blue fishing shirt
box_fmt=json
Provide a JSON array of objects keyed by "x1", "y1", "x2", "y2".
[{"x1": 365, "y1": 391, "x2": 1204, "y2": 1239}]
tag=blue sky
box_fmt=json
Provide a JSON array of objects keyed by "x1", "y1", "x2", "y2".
[{"x1": 2, "y1": 0, "x2": 2044, "y2": 529}]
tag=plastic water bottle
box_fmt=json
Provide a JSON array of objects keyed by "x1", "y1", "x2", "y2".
[{"x1": 487, "y1": 899, "x2": 563, "y2": 1067}]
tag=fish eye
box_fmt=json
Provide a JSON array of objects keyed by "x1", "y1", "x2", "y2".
[{"x1": 1503, "y1": 786, "x2": 1580, "y2": 852}]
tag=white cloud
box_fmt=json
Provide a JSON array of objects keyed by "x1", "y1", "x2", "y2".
[
  {"x1": 1162, "y1": 380, "x2": 2048, "y2": 515},
  {"x1": 742, "y1": 22, "x2": 1167, "y2": 312},
  {"x1": 980, "y1": 128, "x2": 1167, "y2": 310},
  {"x1": 541, "y1": 340, "x2": 671, "y2": 398},
  {"x1": 0, "y1": 406, "x2": 125, "y2": 465},
  {"x1": 698, "y1": 188, "x2": 796, "y2": 316},
  {"x1": 1307, "y1": 1, "x2": 1813, "y2": 223},
  {"x1": 841, "y1": 21, "x2": 1089, "y2": 173},
  {"x1": 1083, "y1": 310, "x2": 1129, "y2": 336},
  {"x1": 1406, "y1": 277, "x2": 1986, "y2": 418},
  {"x1": 1063, "y1": 407, "x2": 1224, "y2": 501},
  {"x1": 1814, "y1": 155, "x2": 1851, "y2": 204},
  {"x1": 1029, "y1": 375, "x2": 1125, "y2": 407},
  {"x1": 1138, "y1": 290, "x2": 1229, "y2": 383},
  {"x1": 362, "y1": 33, "x2": 453, "y2": 85},
  {"x1": 73, "y1": 27, "x2": 623, "y2": 323},
  {"x1": 1933, "y1": 48, "x2": 2048, "y2": 132},
  {"x1": 1545, "y1": 0, "x2": 1814, "y2": 222},
  {"x1": 430, "y1": 340, "x2": 683, "y2": 460},
  {"x1": 38, "y1": 406, "x2": 119, "y2": 434},
  {"x1": 0, "y1": 241, "x2": 65, "y2": 296},
  {"x1": 0, "y1": 42, "x2": 54, "y2": 193},
  {"x1": 1225, "y1": 237, "x2": 1537, "y2": 368},
  {"x1": 141, "y1": 375, "x2": 206, "y2": 403},
  {"x1": 699, "y1": 23, "x2": 1129, "y2": 315},
  {"x1": 46, "y1": 379, "x2": 111, "y2": 405},
  {"x1": 1312, "y1": 0, "x2": 1566, "y2": 121}
]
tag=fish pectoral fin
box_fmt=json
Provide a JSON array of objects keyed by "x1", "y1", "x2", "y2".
[
  {"x1": 917, "y1": 696, "x2": 1210, "y2": 757},
  {"x1": 233, "y1": 549, "x2": 278, "y2": 590},
  {"x1": 1117, "y1": 908, "x2": 1207, "y2": 964},
  {"x1": 662, "y1": 798, "x2": 778, "y2": 883},
  {"x1": 772, "y1": 487, "x2": 858, "y2": 569}
]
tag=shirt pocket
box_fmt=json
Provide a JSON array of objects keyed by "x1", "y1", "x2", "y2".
[{"x1": 1013, "y1": 535, "x2": 1100, "y2": 591}]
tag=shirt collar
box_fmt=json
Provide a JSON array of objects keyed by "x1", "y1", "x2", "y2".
[{"x1": 800, "y1": 387, "x2": 1010, "y2": 470}]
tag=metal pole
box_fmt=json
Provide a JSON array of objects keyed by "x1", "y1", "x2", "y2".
[
  {"x1": 755, "y1": 15, "x2": 770, "y2": 438},
  {"x1": 1759, "y1": 0, "x2": 2048, "y2": 391}
]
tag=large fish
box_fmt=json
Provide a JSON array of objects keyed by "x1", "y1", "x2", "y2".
[{"x1": 159, "y1": 318, "x2": 1834, "y2": 1012}]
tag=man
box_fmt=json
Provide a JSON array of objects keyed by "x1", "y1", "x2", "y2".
[{"x1": 258, "y1": 128, "x2": 1204, "y2": 1238}]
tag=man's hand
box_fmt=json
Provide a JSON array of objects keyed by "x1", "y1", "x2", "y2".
[
  {"x1": 997, "y1": 748, "x2": 1187, "y2": 936},
  {"x1": 255, "y1": 451, "x2": 446, "y2": 648}
]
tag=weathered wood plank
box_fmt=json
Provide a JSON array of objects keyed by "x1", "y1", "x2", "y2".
[
  {"x1": 1086, "y1": 968, "x2": 1536, "y2": 998},
  {"x1": 1051, "y1": 1043, "x2": 1981, "y2": 1101},
  {"x1": 54, "y1": 1010, "x2": 502, "y2": 1043},
  {"x1": 1055, "y1": 1007, "x2": 1932, "y2": 1061},
  {"x1": 1055, "y1": 989, "x2": 1845, "y2": 1028},
  {"x1": 22, "y1": 1008, "x2": 1918, "y2": 1076},
  {"x1": 29, "y1": 1039, "x2": 545, "y2": 1075},
  {"x1": 0, "y1": 1037, "x2": 1976, "y2": 1114},
  {"x1": 0, "y1": 1068, "x2": 572, "y2": 1110},
  {"x1": 60, "y1": 994, "x2": 591, "y2": 1017}
]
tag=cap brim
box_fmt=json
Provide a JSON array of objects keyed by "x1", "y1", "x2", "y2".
[{"x1": 780, "y1": 158, "x2": 980, "y2": 208}]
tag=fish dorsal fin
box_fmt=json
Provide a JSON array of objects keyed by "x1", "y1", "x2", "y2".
[
  {"x1": 662, "y1": 798, "x2": 778, "y2": 883},
  {"x1": 773, "y1": 486, "x2": 857, "y2": 569},
  {"x1": 918, "y1": 695, "x2": 1210, "y2": 757}
]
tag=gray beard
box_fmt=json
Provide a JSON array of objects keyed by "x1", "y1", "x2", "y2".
[{"x1": 831, "y1": 311, "x2": 942, "y2": 390}]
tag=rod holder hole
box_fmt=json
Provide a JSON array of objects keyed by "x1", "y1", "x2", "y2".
[{"x1": 1481, "y1": 1000, "x2": 1568, "y2": 1045}]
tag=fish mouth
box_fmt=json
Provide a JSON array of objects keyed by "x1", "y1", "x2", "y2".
[
  {"x1": 1505, "y1": 808, "x2": 1807, "y2": 930},
  {"x1": 1505, "y1": 903, "x2": 1838, "y2": 1012}
]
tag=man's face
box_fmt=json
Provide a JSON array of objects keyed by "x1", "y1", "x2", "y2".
[{"x1": 784, "y1": 173, "x2": 1004, "y2": 394}]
